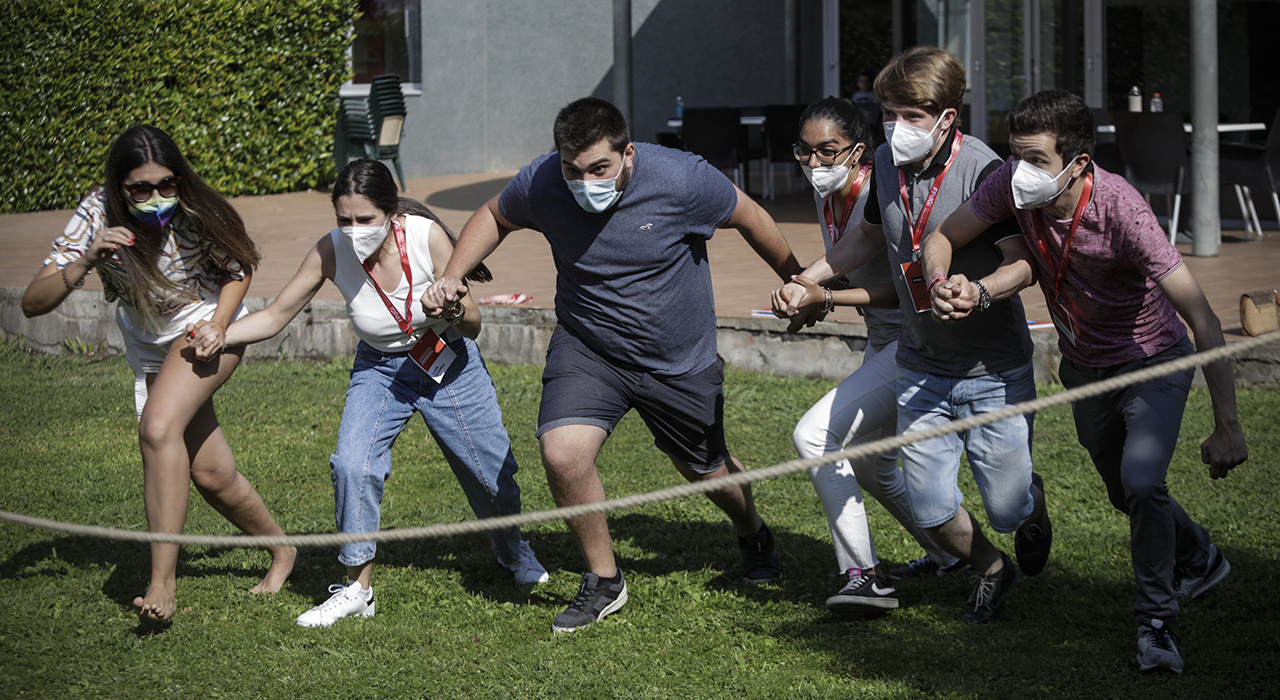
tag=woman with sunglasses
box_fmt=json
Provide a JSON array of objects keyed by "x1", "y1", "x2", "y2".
[
  {"x1": 188, "y1": 159, "x2": 546, "y2": 627},
  {"x1": 22, "y1": 125, "x2": 295, "y2": 621},
  {"x1": 776, "y1": 97, "x2": 961, "y2": 617}
]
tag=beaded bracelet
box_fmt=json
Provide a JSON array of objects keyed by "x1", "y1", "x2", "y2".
[
  {"x1": 821, "y1": 287, "x2": 835, "y2": 316},
  {"x1": 61, "y1": 264, "x2": 85, "y2": 291}
]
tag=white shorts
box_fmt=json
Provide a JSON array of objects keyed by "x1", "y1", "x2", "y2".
[{"x1": 118, "y1": 297, "x2": 248, "y2": 419}]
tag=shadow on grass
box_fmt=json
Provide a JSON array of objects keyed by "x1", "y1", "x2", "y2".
[
  {"x1": 775, "y1": 544, "x2": 1280, "y2": 698},
  {"x1": 4, "y1": 516, "x2": 1275, "y2": 697}
]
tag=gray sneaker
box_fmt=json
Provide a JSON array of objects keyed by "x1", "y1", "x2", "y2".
[
  {"x1": 552, "y1": 571, "x2": 628, "y2": 633},
  {"x1": 1136, "y1": 618, "x2": 1184, "y2": 674},
  {"x1": 1175, "y1": 544, "x2": 1230, "y2": 600}
]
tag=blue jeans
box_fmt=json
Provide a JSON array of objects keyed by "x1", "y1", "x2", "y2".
[
  {"x1": 897, "y1": 363, "x2": 1037, "y2": 532},
  {"x1": 1059, "y1": 337, "x2": 1210, "y2": 626},
  {"x1": 332, "y1": 338, "x2": 525, "y2": 567}
]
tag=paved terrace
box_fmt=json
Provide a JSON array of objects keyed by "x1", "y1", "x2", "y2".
[{"x1": 2, "y1": 172, "x2": 1278, "y2": 384}]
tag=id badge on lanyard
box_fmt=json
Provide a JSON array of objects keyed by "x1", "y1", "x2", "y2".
[
  {"x1": 365, "y1": 218, "x2": 458, "y2": 382},
  {"x1": 900, "y1": 259, "x2": 932, "y2": 313},
  {"x1": 408, "y1": 328, "x2": 457, "y2": 381},
  {"x1": 901, "y1": 133, "x2": 963, "y2": 314},
  {"x1": 1037, "y1": 173, "x2": 1093, "y2": 347}
]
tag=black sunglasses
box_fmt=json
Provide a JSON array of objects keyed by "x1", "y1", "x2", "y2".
[{"x1": 123, "y1": 176, "x2": 180, "y2": 203}]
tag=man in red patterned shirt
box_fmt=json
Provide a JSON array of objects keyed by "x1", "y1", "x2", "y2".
[{"x1": 921, "y1": 89, "x2": 1247, "y2": 675}]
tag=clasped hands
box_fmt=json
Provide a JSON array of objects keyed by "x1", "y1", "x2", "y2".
[
  {"x1": 770, "y1": 275, "x2": 827, "y2": 334},
  {"x1": 185, "y1": 319, "x2": 227, "y2": 362},
  {"x1": 421, "y1": 276, "x2": 468, "y2": 320},
  {"x1": 930, "y1": 274, "x2": 980, "y2": 323}
]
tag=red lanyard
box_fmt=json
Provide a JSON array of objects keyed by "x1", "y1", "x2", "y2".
[
  {"x1": 362, "y1": 218, "x2": 416, "y2": 337},
  {"x1": 824, "y1": 164, "x2": 873, "y2": 246},
  {"x1": 1035, "y1": 172, "x2": 1093, "y2": 298},
  {"x1": 899, "y1": 132, "x2": 964, "y2": 256}
]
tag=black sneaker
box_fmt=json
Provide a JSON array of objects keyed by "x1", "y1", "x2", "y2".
[
  {"x1": 1175, "y1": 543, "x2": 1230, "y2": 600},
  {"x1": 1014, "y1": 472, "x2": 1052, "y2": 576},
  {"x1": 1136, "y1": 618, "x2": 1184, "y2": 674},
  {"x1": 552, "y1": 571, "x2": 628, "y2": 634},
  {"x1": 825, "y1": 569, "x2": 899, "y2": 616},
  {"x1": 961, "y1": 552, "x2": 1018, "y2": 624},
  {"x1": 738, "y1": 522, "x2": 781, "y2": 583},
  {"x1": 888, "y1": 555, "x2": 970, "y2": 580}
]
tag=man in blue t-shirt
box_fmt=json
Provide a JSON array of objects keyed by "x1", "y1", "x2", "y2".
[{"x1": 426, "y1": 97, "x2": 802, "y2": 633}]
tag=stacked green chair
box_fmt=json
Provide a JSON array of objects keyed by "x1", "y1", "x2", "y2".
[{"x1": 334, "y1": 74, "x2": 408, "y2": 189}]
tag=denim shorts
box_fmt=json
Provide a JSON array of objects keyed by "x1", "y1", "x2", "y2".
[
  {"x1": 896, "y1": 362, "x2": 1037, "y2": 532},
  {"x1": 537, "y1": 326, "x2": 729, "y2": 473}
]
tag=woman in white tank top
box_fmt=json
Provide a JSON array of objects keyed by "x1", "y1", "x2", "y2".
[{"x1": 192, "y1": 159, "x2": 547, "y2": 627}]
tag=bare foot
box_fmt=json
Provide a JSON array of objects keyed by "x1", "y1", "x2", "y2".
[
  {"x1": 248, "y1": 546, "x2": 297, "y2": 594},
  {"x1": 133, "y1": 585, "x2": 177, "y2": 621}
]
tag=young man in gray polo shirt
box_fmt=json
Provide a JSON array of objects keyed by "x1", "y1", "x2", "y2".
[
  {"x1": 426, "y1": 97, "x2": 803, "y2": 633},
  {"x1": 778, "y1": 47, "x2": 1052, "y2": 624}
]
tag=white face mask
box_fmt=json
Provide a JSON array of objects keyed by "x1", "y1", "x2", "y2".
[
  {"x1": 884, "y1": 110, "x2": 951, "y2": 167},
  {"x1": 1010, "y1": 158, "x2": 1077, "y2": 209},
  {"x1": 801, "y1": 148, "x2": 858, "y2": 199},
  {"x1": 564, "y1": 168, "x2": 625, "y2": 213},
  {"x1": 341, "y1": 217, "x2": 391, "y2": 260}
]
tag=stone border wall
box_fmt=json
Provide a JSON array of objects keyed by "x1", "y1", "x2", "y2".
[{"x1": 4, "y1": 287, "x2": 1276, "y2": 389}]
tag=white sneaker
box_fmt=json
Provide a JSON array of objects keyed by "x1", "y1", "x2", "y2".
[
  {"x1": 502, "y1": 541, "x2": 549, "y2": 584},
  {"x1": 1136, "y1": 618, "x2": 1183, "y2": 674},
  {"x1": 296, "y1": 582, "x2": 375, "y2": 628}
]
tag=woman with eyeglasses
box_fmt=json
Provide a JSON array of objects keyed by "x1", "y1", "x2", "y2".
[
  {"x1": 22, "y1": 124, "x2": 295, "y2": 621},
  {"x1": 187, "y1": 159, "x2": 547, "y2": 628},
  {"x1": 775, "y1": 97, "x2": 961, "y2": 617}
]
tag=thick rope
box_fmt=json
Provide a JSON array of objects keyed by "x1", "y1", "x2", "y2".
[{"x1": 1, "y1": 333, "x2": 1273, "y2": 547}]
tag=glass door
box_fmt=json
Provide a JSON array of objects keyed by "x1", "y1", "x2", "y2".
[{"x1": 971, "y1": 0, "x2": 1088, "y2": 155}]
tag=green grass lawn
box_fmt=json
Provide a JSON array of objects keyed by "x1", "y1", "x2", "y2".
[{"x1": 1, "y1": 336, "x2": 1277, "y2": 699}]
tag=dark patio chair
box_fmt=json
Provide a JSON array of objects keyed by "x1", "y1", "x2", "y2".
[
  {"x1": 334, "y1": 74, "x2": 408, "y2": 189},
  {"x1": 681, "y1": 107, "x2": 744, "y2": 189},
  {"x1": 1091, "y1": 108, "x2": 1126, "y2": 175},
  {"x1": 1114, "y1": 112, "x2": 1190, "y2": 244},
  {"x1": 1221, "y1": 109, "x2": 1280, "y2": 237}
]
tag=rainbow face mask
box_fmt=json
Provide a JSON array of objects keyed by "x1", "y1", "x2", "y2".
[{"x1": 127, "y1": 192, "x2": 180, "y2": 229}]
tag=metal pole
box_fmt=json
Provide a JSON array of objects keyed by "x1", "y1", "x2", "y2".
[
  {"x1": 1189, "y1": 0, "x2": 1219, "y2": 256},
  {"x1": 613, "y1": 0, "x2": 633, "y2": 127}
]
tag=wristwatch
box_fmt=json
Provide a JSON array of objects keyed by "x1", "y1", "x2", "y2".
[
  {"x1": 443, "y1": 300, "x2": 466, "y2": 325},
  {"x1": 974, "y1": 280, "x2": 991, "y2": 311}
]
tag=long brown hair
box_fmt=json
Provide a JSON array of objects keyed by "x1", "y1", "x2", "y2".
[
  {"x1": 103, "y1": 125, "x2": 260, "y2": 323},
  {"x1": 332, "y1": 159, "x2": 491, "y2": 283}
]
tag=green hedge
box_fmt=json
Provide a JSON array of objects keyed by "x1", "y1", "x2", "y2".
[{"x1": 0, "y1": 0, "x2": 357, "y2": 214}]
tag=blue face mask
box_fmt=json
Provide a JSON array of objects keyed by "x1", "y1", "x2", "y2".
[
  {"x1": 564, "y1": 166, "x2": 626, "y2": 213},
  {"x1": 127, "y1": 192, "x2": 179, "y2": 229}
]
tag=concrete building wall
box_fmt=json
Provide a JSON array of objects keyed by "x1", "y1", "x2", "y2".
[{"x1": 401, "y1": 0, "x2": 819, "y2": 179}]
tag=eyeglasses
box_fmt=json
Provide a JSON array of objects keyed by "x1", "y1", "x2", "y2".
[
  {"x1": 123, "y1": 176, "x2": 180, "y2": 203},
  {"x1": 793, "y1": 143, "x2": 855, "y2": 167}
]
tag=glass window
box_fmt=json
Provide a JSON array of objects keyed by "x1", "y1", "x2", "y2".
[{"x1": 351, "y1": 0, "x2": 421, "y2": 86}]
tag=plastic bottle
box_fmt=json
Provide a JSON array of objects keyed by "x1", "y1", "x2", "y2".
[
  {"x1": 1128, "y1": 86, "x2": 1142, "y2": 112},
  {"x1": 675, "y1": 96, "x2": 684, "y2": 119},
  {"x1": 1150, "y1": 93, "x2": 1163, "y2": 113}
]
